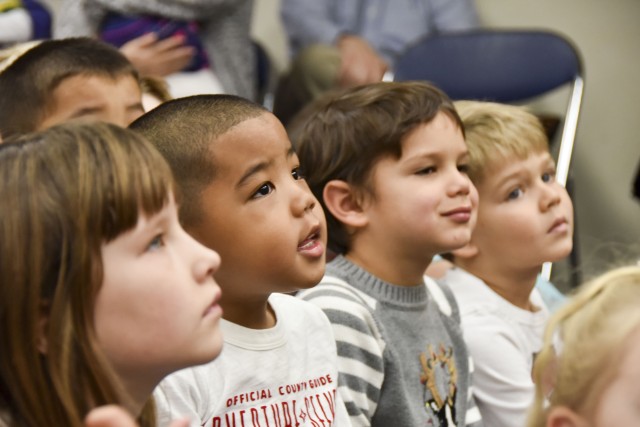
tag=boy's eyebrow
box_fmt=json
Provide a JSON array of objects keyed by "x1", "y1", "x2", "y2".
[
  {"x1": 494, "y1": 169, "x2": 526, "y2": 188},
  {"x1": 237, "y1": 160, "x2": 272, "y2": 188},
  {"x1": 68, "y1": 106, "x2": 103, "y2": 119},
  {"x1": 127, "y1": 102, "x2": 144, "y2": 112},
  {"x1": 236, "y1": 145, "x2": 296, "y2": 188}
]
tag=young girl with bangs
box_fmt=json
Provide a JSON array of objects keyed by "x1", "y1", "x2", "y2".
[{"x1": 0, "y1": 123, "x2": 223, "y2": 427}]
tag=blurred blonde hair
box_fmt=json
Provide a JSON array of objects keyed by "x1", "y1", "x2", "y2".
[
  {"x1": 454, "y1": 100, "x2": 548, "y2": 184},
  {"x1": 527, "y1": 265, "x2": 640, "y2": 427}
]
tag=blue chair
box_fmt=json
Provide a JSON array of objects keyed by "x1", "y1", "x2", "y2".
[{"x1": 393, "y1": 29, "x2": 585, "y2": 287}]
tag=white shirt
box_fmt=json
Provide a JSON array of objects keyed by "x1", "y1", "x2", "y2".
[
  {"x1": 154, "y1": 293, "x2": 350, "y2": 427},
  {"x1": 444, "y1": 267, "x2": 549, "y2": 427}
]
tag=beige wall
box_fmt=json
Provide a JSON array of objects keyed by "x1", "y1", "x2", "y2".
[
  {"x1": 252, "y1": 0, "x2": 640, "y2": 286},
  {"x1": 476, "y1": 0, "x2": 640, "y2": 285}
]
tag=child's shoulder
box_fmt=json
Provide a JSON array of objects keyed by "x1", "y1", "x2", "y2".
[
  {"x1": 269, "y1": 292, "x2": 333, "y2": 326},
  {"x1": 298, "y1": 275, "x2": 378, "y2": 310},
  {"x1": 443, "y1": 267, "x2": 499, "y2": 310}
]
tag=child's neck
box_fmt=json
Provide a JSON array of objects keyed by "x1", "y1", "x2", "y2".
[
  {"x1": 220, "y1": 293, "x2": 276, "y2": 329},
  {"x1": 456, "y1": 259, "x2": 541, "y2": 311},
  {"x1": 345, "y1": 247, "x2": 433, "y2": 286}
]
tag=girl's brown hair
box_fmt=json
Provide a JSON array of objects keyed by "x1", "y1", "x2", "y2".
[{"x1": 0, "y1": 123, "x2": 174, "y2": 426}]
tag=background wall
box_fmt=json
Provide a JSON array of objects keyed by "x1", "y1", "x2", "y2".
[
  {"x1": 252, "y1": 0, "x2": 640, "y2": 290},
  {"x1": 475, "y1": 0, "x2": 640, "y2": 288}
]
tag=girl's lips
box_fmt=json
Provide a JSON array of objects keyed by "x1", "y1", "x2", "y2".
[
  {"x1": 203, "y1": 301, "x2": 223, "y2": 318},
  {"x1": 203, "y1": 289, "x2": 223, "y2": 317}
]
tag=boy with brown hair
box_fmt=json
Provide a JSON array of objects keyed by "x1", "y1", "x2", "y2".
[
  {"x1": 293, "y1": 81, "x2": 482, "y2": 427},
  {"x1": 442, "y1": 101, "x2": 574, "y2": 427},
  {"x1": 0, "y1": 37, "x2": 144, "y2": 139},
  {"x1": 129, "y1": 95, "x2": 349, "y2": 427}
]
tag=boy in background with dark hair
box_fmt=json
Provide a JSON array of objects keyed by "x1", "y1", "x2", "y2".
[
  {"x1": 130, "y1": 95, "x2": 349, "y2": 427},
  {"x1": 293, "y1": 81, "x2": 482, "y2": 427},
  {"x1": 0, "y1": 37, "x2": 143, "y2": 139}
]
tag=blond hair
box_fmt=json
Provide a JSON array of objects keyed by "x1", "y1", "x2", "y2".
[
  {"x1": 0, "y1": 123, "x2": 173, "y2": 426},
  {"x1": 527, "y1": 265, "x2": 640, "y2": 427},
  {"x1": 455, "y1": 100, "x2": 548, "y2": 184}
]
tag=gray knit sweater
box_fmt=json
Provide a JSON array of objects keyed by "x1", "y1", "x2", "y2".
[
  {"x1": 298, "y1": 255, "x2": 483, "y2": 427},
  {"x1": 53, "y1": 0, "x2": 256, "y2": 100}
]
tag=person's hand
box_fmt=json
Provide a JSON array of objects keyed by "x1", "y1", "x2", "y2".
[
  {"x1": 120, "y1": 32, "x2": 195, "y2": 77},
  {"x1": 336, "y1": 35, "x2": 388, "y2": 87},
  {"x1": 85, "y1": 405, "x2": 189, "y2": 427}
]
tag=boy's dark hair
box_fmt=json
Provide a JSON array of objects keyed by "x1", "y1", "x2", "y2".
[
  {"x1": 129, "y1": 94, "x2": 268, "y2": 227},
  {"x1": 293, "y1": 81, "x2": 462, "y2": 255},
  {"x1": 0, "y1": 37, "x2": 138, "y2": 139}
]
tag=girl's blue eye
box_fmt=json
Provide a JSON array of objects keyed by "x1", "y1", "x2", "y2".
[
  {"x1": 507, "y1": 188, "x2": 523, "y2": 200},
  {"x1": 252, "y1": 182, "x2": 274, "y2": 198},
  {"x1": 417, "y1": 166, "x2": 436, "y2": 175},
  {"x1": 147, "y1": 234, "x2": 164, "y2": 252},
  {"x1": 292, "y1": 167, "x2": 304, "y2": 180}
]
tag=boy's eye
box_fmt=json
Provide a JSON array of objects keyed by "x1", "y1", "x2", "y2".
[
  {"x1": 416, "y1": 166, "x2": 436, "y2": 175},
  {"x1": 252, "y1": 182, "x2": 274, "y2": 199},
  {"x1": 541, "y1": 171, "x2": 555, "y2": 183},
  {"x1": 146, "y1": 234, "x2": 165, "y2": 252},
  {"x1": 507, "y1": 187, "x2": 523, "y2": 201},
  {"x1": 292, "y1": 167, "x2": 304, "y2": 180},
  {"x1": 457, "y1": 163, "x2": 470, "y2": 174}
]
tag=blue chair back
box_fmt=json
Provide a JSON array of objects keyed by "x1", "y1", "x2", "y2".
[{"x1": 394, "y1": 30, "x2": 582, "y2": 103}]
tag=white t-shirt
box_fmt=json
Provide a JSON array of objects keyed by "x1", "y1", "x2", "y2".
[
  {"x1": 444, "y1": 267, "x2": 549, "y2": 427},
  {"x1": 154, "y1": 293, "x2": 350, "y2": 427}
]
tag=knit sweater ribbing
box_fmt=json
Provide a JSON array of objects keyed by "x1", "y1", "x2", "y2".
[{"x1": 298, "y1": 255, "x2": 483, "y2": 427}]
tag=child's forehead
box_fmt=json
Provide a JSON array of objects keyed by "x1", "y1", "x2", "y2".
[
  {"x1": 209, "y1": 116, "x2": 294, "y2": 173},
  {"x1": 54, "y1": 70, "x2": 137, "y2": 87},
  {"x1": 477, "y1": 150, "x2": 552, "y2": 185}
]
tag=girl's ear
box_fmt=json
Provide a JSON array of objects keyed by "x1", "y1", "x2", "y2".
[
  {"x1": 546, "y1": 406, "x2": 589, "y2": 427},
  {"x1": 37, "y1": 301, "x2": 49, "y2": 354},
  {"x1": 322, "y1": 180, "x2": 369, "y2": 229}
]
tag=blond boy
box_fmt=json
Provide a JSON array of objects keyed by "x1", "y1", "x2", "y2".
[{"x1": 443, "y1": 101, "x2": 574, "y2": 427}]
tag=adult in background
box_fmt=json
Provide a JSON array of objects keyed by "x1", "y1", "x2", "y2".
[
  {"x1": 273, "y1": 0, "x2": 479, "y2": 126},
  {"x1": 53, "y1": 0, "x2": 256, "y2": 100}
]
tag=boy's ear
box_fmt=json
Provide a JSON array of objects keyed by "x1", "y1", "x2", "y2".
[
  {"x1": 451, "y1": 241, "x2": 479, "y2": 259},
  {"x1": 546, "y1": 406, "x2": 589, "y2": 427},
  {"x1": 322, "y1": 180, "x2": 369, "y2": 229}
]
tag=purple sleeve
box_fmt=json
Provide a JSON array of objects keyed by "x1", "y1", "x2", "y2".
[{"x1": 22, "y1": 0, "x2": 51, "y2": 39}]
